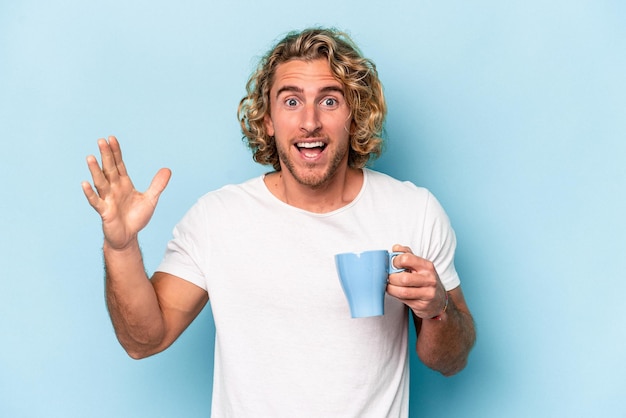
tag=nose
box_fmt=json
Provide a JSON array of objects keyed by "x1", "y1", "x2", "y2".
[{"x1": 300, "y1": 103, "x2": 322, "y2": 135}]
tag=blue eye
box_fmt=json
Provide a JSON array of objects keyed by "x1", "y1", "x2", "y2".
[
  {"x1": 323, "y1": 98, "x2": 338, "y2": 106},
  {"x1": 286, "y1": 98, "x2": 298, "y2": 107}
]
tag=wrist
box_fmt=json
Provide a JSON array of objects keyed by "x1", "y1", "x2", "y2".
[
  {"x1": 103, "y1": 237, "x2": 141, "y2": 256},
  {"x1": 429, "y1": 292, "x2": 449, "y2": 321}
]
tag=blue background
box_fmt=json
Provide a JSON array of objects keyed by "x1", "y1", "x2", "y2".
[{"x1": 1, "y1": 1, "x2": 625, "y2": 417}]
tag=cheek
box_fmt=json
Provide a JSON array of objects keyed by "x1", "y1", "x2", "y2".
[
  {"x1": 346, "y1": 119, "x2": 354, "y2": 136},
  {"x1": 337, "y1": 110, "x2": 353, "y2": 134},
  {"x1": 341, "y1": 117, "x2": 354, "y2": 139}
]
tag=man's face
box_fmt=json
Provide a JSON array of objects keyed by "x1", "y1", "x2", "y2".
[{"x1": 264, "y1": 58, "x2": 352, "y2": 189}]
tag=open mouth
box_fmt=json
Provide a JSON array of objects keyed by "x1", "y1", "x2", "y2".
[{"x1": 296, "y1": 141, "x2": 327, "y2": 158}]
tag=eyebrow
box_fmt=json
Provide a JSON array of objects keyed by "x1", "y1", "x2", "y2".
[{"x1": 275, "y1": 85, "x2": 345, "y2": 99}]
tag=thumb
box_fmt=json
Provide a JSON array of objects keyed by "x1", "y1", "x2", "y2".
[
  {"x1": 145, "y1": 168, "x2": 172, "y2": 202},
  {"x1": 392, "y1": 244, "x2": 414, "y2": 254}
]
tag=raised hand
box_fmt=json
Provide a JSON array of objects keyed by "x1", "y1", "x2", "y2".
[{"x1": 81, "y1": 136, "x2": 171, "y2": 250}]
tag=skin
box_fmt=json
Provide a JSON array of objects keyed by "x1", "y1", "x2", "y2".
[
  {"x1": 263, "y1": 58, "x2": 361, "y2": 213},
  {"x1": 388, "y1": 244, "x2": 475, "y2": 376},
  {"x1": 82, "y1": 136, "x2": 207, "y2": 358},
  {"x1": 82, "y1": 58, "x2": 475, "y2": 374}
]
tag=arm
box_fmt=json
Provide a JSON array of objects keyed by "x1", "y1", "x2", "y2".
[
  {"x1": 387, "y1": 245, "x2": 476, "y2": 376},
  {"x1": 411, "y1": 287, "x2": 475, "y2": 376},
  {"x1": 103, "y1": 243, "x2": 208, "y2": 359},
  {"x1": 82, "y1": 136, "x2": 208, "y2": 358}
]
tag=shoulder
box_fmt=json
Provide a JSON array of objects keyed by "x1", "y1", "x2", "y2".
[
  {"x1": 363, "y1": 169, "x2": 450, "y2": 221},
  {"x1": 195, "y1": 175, "x2": 267, "y2": 206},
  {"x1": 364, "y1": 169, "x2": 433, "y2": 201},
  {"x1": 177, "y1": 175, "x2": 267, "y2": 224}
]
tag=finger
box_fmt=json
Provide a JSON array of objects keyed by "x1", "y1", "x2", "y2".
[
  {"x1": 392, "y1": 244, "x2": 413, "y2": 254},
  {"x1": 392, "y1": 252, "x2": 434, "y2": 276},
  {"x1": 386, "y1": 282, "x2": 429, "y2": 302},
  {"x1": 86, "y1": 154, "x2": 109, "y2": 195},
  {"x1": 388, "y1": 270, "x2": 427, "y2": 288},
  {"x1": 386, "y1": 280, "x2": 440, "y2": 308},
  {"x1": 81, "y1": 181, "x2": 106, "y2": 214},
  {"x1": 98, "y1": 137, "x2": 120, "y2": 181},
  {"x1": 107, "y1": 135, "x2": 129, "y2": 177},
  {"x1": 145, "y1": 168, "x2": 172, "y2": 204},
  {"x1": 390, "y1": 244, "x2": 413, "y2": 271}
]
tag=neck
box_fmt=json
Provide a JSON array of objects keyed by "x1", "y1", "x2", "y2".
[{"x1": 264, "y1": 167, "x2": 364, "y2": 213}]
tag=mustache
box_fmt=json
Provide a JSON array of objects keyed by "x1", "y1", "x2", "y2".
[{"x1": 299, "y1": 129, "x2": 324, "y2": 139}]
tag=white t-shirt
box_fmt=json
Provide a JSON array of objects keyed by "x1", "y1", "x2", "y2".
[{"x1": 157, "y1": 169, "x2": 460, "y2": 417}]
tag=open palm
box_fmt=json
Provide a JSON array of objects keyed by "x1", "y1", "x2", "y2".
[{"x1": 82, "y1": 136, "x2": 171, "y2": 250}]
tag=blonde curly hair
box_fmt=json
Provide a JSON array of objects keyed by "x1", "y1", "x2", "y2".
[{"x1": 238, "y1": 28, "x2": 387, "y2": 171}]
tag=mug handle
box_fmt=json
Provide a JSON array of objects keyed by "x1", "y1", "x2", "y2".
[{"x1": 388, "y1": 251, "x2": 406, "y2": 274}]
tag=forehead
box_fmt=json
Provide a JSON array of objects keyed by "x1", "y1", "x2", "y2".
[{"x1": 270, "y1": 59, "x2": 342, "y2": 93}]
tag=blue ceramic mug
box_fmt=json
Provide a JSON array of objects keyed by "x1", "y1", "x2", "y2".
[{"x1": 334, "y1": 250, "x2": 405, "y2": 318}]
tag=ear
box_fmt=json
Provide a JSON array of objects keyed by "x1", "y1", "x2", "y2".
[
  {"x1": 264, "y1": 114, "x2": 275, "y2": 137},
  {"x1": 348, "y1": 118, "x2": 356, "y2": 136}
]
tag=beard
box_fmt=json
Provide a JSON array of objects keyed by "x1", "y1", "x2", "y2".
[{"x1": 276, "y1": 138, "x2": 349, "y2": 189}]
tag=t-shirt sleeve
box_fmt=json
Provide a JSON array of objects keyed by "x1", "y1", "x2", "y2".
[
  {"x1": 421, "y1": 191, "x2": 461, "y2": 291},
  {"x1": 156, "y1": 202, "x2": 208, "y2": 291}
]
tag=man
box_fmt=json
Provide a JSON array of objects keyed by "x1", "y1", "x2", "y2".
[{"x1": 82, "y1": 28, "x2": 475, "y2": 417}]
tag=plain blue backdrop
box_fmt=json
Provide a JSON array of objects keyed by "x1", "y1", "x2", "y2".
[{"x1": 1, "y1": 1, "x2": 625, "y2": 417}]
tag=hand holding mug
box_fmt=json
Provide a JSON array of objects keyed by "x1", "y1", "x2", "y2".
[{"x1": 385, "y1": 244, "x2": 448, "y2": 319}]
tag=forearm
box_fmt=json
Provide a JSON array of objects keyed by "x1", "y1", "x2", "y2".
[
  {"x1": 103, "y1": 240, "x2": 165, "y2": 358},
  {"x1": 414, "y1": 295, "x2": 476, "y2": 376}
]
